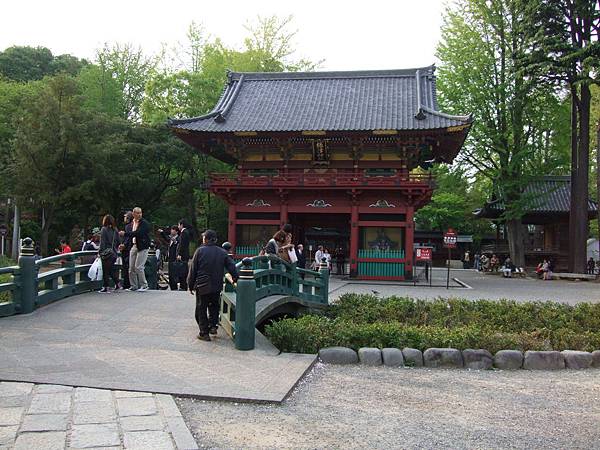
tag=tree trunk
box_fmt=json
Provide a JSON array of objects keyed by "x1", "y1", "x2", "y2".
[
  {"x1": 571, "y1": 84, "x2": 591, "y2": 274},
  {"x1": 41, "y1": 209, "x2": 52, "y2": 257},
  {"x1": 569, "y1": 90, "x2": 579, "y2": 272},
  {"x1": 506, "y1": 218, "x2": 525, "y2": 268},
  {"x1": 597, "y1": 119, "x2": 600, "y2": 263}
]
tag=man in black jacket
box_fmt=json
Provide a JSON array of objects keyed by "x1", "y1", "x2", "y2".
[
  {"x1": 166, "y1": 226, "x2": 180, "y2": 291},
  {"x1": 187, "y1": 229, "x2": 238, "y2": 341},
  {"x1": 119, "y1": 206, "x2": 152, "y2": 291},
  {"x1": 119, "y1": 211, "x2": 133, "y2": 289},
  {"x1": 176, "y1": 219, "x2": 191, "y2": 291}
]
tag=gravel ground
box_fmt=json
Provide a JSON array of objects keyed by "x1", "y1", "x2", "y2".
[{"x1": 177, "y1": 364, "x2": 600, "y2": 450}]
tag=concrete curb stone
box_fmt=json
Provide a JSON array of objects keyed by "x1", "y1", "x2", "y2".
[
  {"x1": 561, "y1": 350, "x2": 592, "y2": 370},
  {"x1": 423, "y1": 348, "x2": 464, "y2": 369},
  {"x1": 318, "y1": 347, "x2": 358, "y2": 364},
  {"x1": 381, "y1": 348, "x2": 404, "y2": 367},
  {"x1": 494, "y1": 350, "x2": 524, "y2": 370},
  {"x1": 523, "y1": 351, "x2": 565, "y2": 370},
  {"x1": 462, "y1": 349, "x2": 493, "y2": 370},
  {"x1": 402, "y1": 348, "x2": 424, "y2": 367},
  {"x1": 358, "y1": 348, "x2": 382, "y2": 366},
  {"x1": 592, "y1": 350, "x2": 600, "y2": 368}
]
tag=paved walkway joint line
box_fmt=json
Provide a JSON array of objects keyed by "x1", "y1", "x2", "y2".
[{"x1": 0, "y1": 382, "x2": 199, "y2": 449}]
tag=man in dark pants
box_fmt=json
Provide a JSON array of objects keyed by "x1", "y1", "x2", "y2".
[
  {"x1": 119, "y1": 211, "x2": 133, "y2": 289},
  {"x1": 187, "y1": 229, "x2": 238, "y2": 341},
  {"x1": 176, "y1": 219, "x2": 191, "y2": 290},
  {"x1": 167, "y1": 226, "x2": 180, "y2": 291},
  {"x1": 334, "y1": 246, "x2": 345, "y2": 275},
  {"x1": 295, "y1": 244, "x2": 306, "y2": 279}
]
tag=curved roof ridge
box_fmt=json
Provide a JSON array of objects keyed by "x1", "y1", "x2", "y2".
[
  {"x1": 229, "y1": 65, "x2": 436, "y2": 81},
  {"x1": 420, "y1": 105, "x2": 473, "y2": 123}
]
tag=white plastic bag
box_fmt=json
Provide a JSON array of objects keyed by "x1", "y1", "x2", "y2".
[
  {"x1": 288, "y1": 248, "x2": 298, "y2": 263},
  {"x1": 88, "y1": 257, "x2": 103, "y2": 281}
]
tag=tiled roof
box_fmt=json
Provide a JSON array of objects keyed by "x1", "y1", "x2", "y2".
[
  {"x1": 475, "y1": 176, "x2": 598, "y2": 217},
  {"x1": 169, "y1": 66, "x2": 472, "y2": 133}
]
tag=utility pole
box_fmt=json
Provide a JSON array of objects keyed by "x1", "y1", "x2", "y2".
[
  {"x1": 11, "y1": 201, "x2": 20, "y2": 259},
  {"x1": 597, "y1": 119, "x2": 600, "y2": 263}
]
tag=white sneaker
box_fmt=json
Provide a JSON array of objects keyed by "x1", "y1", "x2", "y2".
[{"x1": 138, "y1": 286, "x2": 149, "y2": 292}]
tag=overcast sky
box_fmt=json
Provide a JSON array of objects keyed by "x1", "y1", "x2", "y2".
[{"x1": 1, "y1": 0, "x2": 449, "y2": 71}]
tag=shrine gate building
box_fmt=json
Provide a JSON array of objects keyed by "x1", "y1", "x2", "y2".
[{"x1": 169, "y1": 67, "x2": 472, "y2": 280}]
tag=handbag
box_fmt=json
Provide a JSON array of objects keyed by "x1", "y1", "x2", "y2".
[
  {"x1": 194, "y1": 273, "x2": 212, "y2": 295},
  {"x1": 99, "y1": 229, "x2": 117, "y2": 261}
]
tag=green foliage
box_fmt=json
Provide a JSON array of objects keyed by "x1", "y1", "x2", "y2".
[
  {"x1": 265, "y1": 294, "x2": 600, "y2": 353},
  {"x1": 77, "y1": 65, "x2": 124, "y2": 117},
  {"x1": 0, "y1": 255, "x2": 16, "y2": 303},
  {"x1": 0, "y1": 46, "x2": 87, "y2": 82}
]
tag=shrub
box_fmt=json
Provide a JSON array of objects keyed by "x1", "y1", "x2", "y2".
[
  {"x1": 328, "y1": 294, "x2": 600, "y2": 333},
  {"x1": 264, "y1": 315, "x2": 600, "y2": 354}
]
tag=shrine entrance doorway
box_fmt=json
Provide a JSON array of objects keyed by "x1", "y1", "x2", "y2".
[{"x1": 288, "y1": 213, "x2": 350, "y2": 265}]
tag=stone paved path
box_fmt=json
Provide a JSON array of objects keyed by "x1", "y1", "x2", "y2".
[
  {"x1": 0, "y1": 381, "x2": 198, "y2": 449},
  {"x1": 0, "y1": 290, "x2": 315, "y2": 403},
  {"x1": 329, "y1": 269, "x2": 600, "y2": 304}
]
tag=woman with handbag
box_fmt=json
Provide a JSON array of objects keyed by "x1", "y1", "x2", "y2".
[{"x1": 99, "y1": 214, "x2": 121, "y2": 293}]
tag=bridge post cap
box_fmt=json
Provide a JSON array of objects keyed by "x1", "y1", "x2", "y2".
[
  {"x1": 241, "y1": 257, "x2": 253, "y2": 268},
  {"x1": 20, "y1": 237, "x2": 35, "y2": 256},
  {"x1": 222, "y1": 241, "x2": 232, "y2": 251}
]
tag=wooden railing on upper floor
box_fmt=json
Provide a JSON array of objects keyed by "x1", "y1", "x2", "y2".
[{"x1": 209, "y1": 169, "x2": 434, "y2": 188}]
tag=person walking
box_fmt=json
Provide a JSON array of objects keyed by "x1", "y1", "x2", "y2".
[
  {"x1": 296, "y1": 244, "x2": 306, "y2": 279},
  {"x1": 98, "y1": 215, "x2": 121, "y2": 293},
  {"x1": 187, "y1": 229, "x2": 238, "y2": 341},
  {"x1": 120, "y1": 207, "x2": 151, "y2": 291},
  {"x1": 334, "y1": 246, "x2": 345, "y2": 275},
  {"x1": 176, "y1": 219, "x2": 192, "y2": 290},
  {"x1": 314, "y1": 245, "x2": 324, "y2": 269},
  {"x1": 166, "y1": 225, "x2": 180, "y2": 290}
]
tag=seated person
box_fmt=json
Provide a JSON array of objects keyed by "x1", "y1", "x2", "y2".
[
  {"x1": 501, "y1": 257, "x2": 514, "y2": 278},
  {"x1": 490, "y1": 254, "x2": 500, "y2": 271}
]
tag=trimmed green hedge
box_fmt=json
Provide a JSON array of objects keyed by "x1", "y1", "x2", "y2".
[
  {"x1": 264, "y1": 294, "x2": 600, "y2": 354},
  {"x1": 328, "y1": 294, "x2": 600, "y2": 333}
]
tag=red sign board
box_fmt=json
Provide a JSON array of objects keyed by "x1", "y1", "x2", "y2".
[
  {"x1": 443, "y1": 229, "x2": 457, "y2": 248},
  {"x1": 415, "y1": 247, "x2": 432, "y2": 262}
]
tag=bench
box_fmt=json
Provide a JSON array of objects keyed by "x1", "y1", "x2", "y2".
[{"x1": 552, "y1": 272, "x2": 596, "y2": 281}]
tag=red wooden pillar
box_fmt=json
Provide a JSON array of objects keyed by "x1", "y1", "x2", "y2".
[
  {"x1": 228, "y1": 203, "x2": 236, "y2": 250},
  {"x1": 280, "y1": 202, "x2": 288, "y2": 228},
  {"x1": 405, "y1": 208, "x2": 414, "y2": 279},
  {"x1": 349, "y1": 204, "x2": 359, "y2": 277}
]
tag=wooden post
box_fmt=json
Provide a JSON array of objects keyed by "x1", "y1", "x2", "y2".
[
  {"x1": 18, "y1": 237, "x2": 38, "y2": 314},
  {"x1": 228, "y1": 204, "x2": 236, "y2": 251},
  {"x1": 350, "y1": 204, "x2": 359, "y2": 277},
  {"x1": 235, "y1": 257, "x2": 256, "y2": 350},
  {"x1": 405, "y1": 208, "x2": 414, "y2": 280}
]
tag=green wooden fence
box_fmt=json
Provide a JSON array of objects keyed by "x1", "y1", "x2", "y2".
[
  {"x1": 235, "y1": 245, "x2": 262, "y2": 256},
  {"x1": 358, "y1": 249, "x2": 405, "y2": 259},
  {"x1": 357, "y1": 248, "x2": 406, "y2": 278}
]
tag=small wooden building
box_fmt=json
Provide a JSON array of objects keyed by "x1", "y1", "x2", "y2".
[
  {"x1": 169, "y1": 67, "x2": 472, "y2": 279},
  {"x1": 474, "y1": 176, "x2": 598, "y2": 270}
]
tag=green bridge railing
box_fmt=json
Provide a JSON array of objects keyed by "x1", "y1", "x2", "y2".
[
  {"x1": 0, "y1": 237, "x2": 161, "y2": 318},
  {"x1": 0, "y1": 238, "x2": 101, "y2": 317},
  {"x1": 220, "y1": 255, "x2": 330, "y2": 351}
]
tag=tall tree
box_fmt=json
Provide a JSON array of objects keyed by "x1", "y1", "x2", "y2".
[
  {"x1": 0, "y1": 46, "x2": 87, "y2": 82},
  {"x1": 437, "y1": 0, "x2": 570, "y2": 266},
  {"x1": 10, "y1": 75, "x2": 95, "y2": 254},
  {"x1": 523, "y1": 0, "x2": 600, "y2": 273},
  {"x1": 96, "y1": 43, "x2": 158, "y2": 121}
]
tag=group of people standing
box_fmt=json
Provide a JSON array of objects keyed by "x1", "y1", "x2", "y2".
[
  {"x1": 263, "y1": 225, "x2": 346, "y2": 275},
  {"x1": 95, "y1": 207, "x2": 152, "y2": 293}
]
